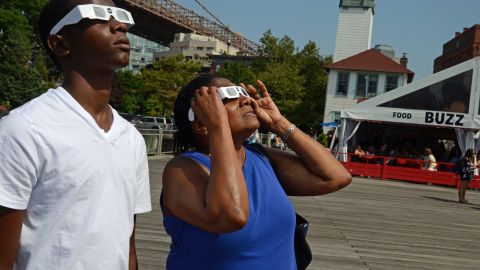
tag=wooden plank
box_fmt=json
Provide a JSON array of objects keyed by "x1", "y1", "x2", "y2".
[{"x1": 136, "y1": 159, "x2": 480, "y2": 269}]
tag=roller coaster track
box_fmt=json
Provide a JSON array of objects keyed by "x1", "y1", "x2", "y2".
[{"x1": 113, "y1": 0, "x2": 259, "y2": 55}]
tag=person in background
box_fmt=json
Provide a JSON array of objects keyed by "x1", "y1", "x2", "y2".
[
  {"x1": 160, "y1": 74, "x2": 351, "y2": 269},
  {"x1": 354, "y1": 145, "x2": 365, "y2": 157},
  {"x1": 352, "y1": 145, "x2": 365, "y2": 162},
  {"x1": 366, "y1": 145, "x2": 375, "y2": 156},
  {"x1": 0, "y1": 1, "x2": 151, "y2": 269},
  {"x1": 458, "y1": 149, "x2": 475, "y2": 204},
  {"x1": 375, "y1": 144, "x2": 388, "y2": 164},
  {"x1": 423, "y1": 148, "x2": 437, "y2": 171}
]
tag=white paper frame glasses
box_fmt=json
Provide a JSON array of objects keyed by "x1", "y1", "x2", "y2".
[
  {"x1": 50, "y1": 4, "x2": 135, "y2": 35},
  {"x1": 188, "y1": 86, "x2": 250, "y2": 122}
]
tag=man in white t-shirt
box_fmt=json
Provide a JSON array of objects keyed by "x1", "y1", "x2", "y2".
[{"x1": 0, "y1": 0, "x2": 151, "y2": 269}]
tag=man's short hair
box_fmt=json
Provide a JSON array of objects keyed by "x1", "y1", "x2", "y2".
[{"x1": 38, "y1": 0, "x2": 89, "y2": 68}]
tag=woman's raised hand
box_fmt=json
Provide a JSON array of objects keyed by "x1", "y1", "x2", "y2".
[
  {"x1": 241, "y1": 80, "x2": 284, "y2": 132},
  {"x1": 190, "y1": 86, "x2": 229, "y2": 130}
]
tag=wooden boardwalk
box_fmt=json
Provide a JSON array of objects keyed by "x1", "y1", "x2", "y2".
[{"x1": 136, "y1": 158, "x2": 480, "y2": 270}]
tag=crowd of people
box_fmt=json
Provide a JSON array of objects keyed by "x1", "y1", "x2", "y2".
[{"x1": 349, "y1": 141, "x2": 467, "y2": 172}]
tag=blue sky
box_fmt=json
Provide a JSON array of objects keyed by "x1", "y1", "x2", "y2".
[{"x1": 174, "y1": 0, "x2": 480, "y2": 80}]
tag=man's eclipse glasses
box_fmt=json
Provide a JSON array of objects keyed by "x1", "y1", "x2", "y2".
[{"x1": 50, "y1": 4, "x2": 135, "y2": 35}]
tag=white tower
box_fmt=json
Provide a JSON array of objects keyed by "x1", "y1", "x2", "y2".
[{"x1": 333, "y1": 0, "x2": 375, "y2": 62}]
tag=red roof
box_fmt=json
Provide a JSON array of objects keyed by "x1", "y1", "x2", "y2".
[{"x1": 326, "y1": 49, "x2": 415, "y2": 80}]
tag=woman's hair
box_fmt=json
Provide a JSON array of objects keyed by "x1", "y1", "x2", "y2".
[
  {"x1": 173, "y1": 73, "x2": 220, "y2": 153},
  {"x1": 38, "y1": 0, "x2": 89, "y2": 68}
]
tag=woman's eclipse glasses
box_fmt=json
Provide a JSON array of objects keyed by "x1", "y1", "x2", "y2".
[{"x1": 188, "y1": 86, "x2": 250, "y2": 122}]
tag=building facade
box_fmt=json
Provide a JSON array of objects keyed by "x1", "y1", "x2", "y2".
[
  {"x1": 154, "y1": 33, "x2": 240, "y2": 67},
  {"x1": 323, "y1": 49, "x2": 414, "y2": 131},
  {"x1": 333, "y1": 0, "x2": 375, "y2": 62},
  {"x1": 126, "y1": 33, "x2": 167, "y2": 72},
  {"x1": 434, "y1": 24, "x2": 480, "y2": 73},
  {"x1": 323, "y1": 0, "x2": 416, "y2": 132}
]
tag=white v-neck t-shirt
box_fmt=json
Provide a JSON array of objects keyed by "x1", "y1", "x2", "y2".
[{"x1": 0, "y1": 87, "x2": 151, "y2": 270}]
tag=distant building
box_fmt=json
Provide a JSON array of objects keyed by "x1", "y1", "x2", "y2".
[
  {"x1": 375, "y1": 44, "x2": 395, "y2": 59},
  {"x1": 323, "y1": 49, "x2": 414, "y2": 129},
  {"x1": 434, "y1": 24, "x2": 480, "y2": 73},
  {"x1": 209, "y1": 54, "x2": 257, "y2": 73},
  {"x1": 323, "y1": 0, "x2": 414, "y2": 132},
  {"x1": 333, "y1": 0, "x2": 375, "y2": 62},
  {"x1": 126, "y1": 33, "x2": 167, "y2": 72},
  {"x1": 154, "y1": 33, "x2": 240, "y2": 67}
]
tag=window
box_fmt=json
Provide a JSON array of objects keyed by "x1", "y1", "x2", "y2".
[
  {"x1": 206, "y1": 47, "x2": 214, "y2": 51},
  {"x1": 336, "y1": 72, "x2": 349, "y2": 96},
  {"x1": 142, "y1": 117, "x2": 154, "y2": 123},
  {"x1": 197, "y1": 47, "x2": 204, "y2": 51},
  {"x1": 367, "y1": 75, "x2": 378, "y2": 97},
  {"x1": 356, "y1": 74, "x2": 366, "y2": 97},
  {"x1": 332, "y1": 111, "x2": 341, "y2": 124},
  {"x1": 385, "y1": 75, "x2": 398, "y2": 92},
  {"x1": 355, "y1": 74, "x2": 378, "y2": 98}
]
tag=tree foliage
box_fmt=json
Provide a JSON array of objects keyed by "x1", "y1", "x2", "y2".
[
  {"x1": 294, "y1": 41, "x2": 332, "y2": 132},
  {"x1": 0, "y1": 0, "x2": 53, "y2": 108},
  {"x1": 216, "y1": 61, "x2": 255, "y2": 86},
  {"x1": 114, "y1": 55, "x2": 202, "y2": 116},
  {"x1": 249, "y1": 31, "x2": 330, "y2": 132},
  {"x1": 0, "y1": 6, "x2": 46, "y2": 108}
]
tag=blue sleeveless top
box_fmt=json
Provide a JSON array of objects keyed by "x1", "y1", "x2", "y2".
[{"x1": 162, "y1": 144, "x2": 296, "y2": 269}]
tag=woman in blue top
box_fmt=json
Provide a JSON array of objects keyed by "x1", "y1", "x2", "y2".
[{"x1": 161, "y1": 74, "x2": 352, "y2": 269}]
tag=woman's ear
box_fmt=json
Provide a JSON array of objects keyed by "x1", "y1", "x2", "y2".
[{"x1": 47, "y1": 35, "x2": 70, "y2": 58}]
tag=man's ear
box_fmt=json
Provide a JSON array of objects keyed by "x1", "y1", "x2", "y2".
[
  {"x1": 47, "y1": 35, "x2": 70, "y2": 58},
  {"x1": 191, "y1": 119, "x2": 208, "y2": 136}
]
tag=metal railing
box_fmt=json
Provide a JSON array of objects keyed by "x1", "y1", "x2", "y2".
[
  {"x1": 138, "y1": 130, "x2": 283, "y2": 157},
  {"x1": 138, "y1": 128, "x2": 175, "y2": 156}
]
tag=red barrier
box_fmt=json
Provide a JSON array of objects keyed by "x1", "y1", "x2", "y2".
[{"x1": 340, "y1": 153, "x2": 480, "y2": 189}]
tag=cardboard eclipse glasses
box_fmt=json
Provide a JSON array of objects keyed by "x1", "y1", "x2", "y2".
[
  {"x1": 50, "y1": 4, "x2": 135, "y2": 35},
  {"x1": 188, "y1": 86, "x2": 251, "y2": 122}
]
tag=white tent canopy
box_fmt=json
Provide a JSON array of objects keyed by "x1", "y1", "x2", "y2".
[{"x1": 336, "y1": 57, "x2": 480, "y2": 160}]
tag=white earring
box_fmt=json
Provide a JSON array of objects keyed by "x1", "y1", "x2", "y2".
[{"x1": 188, "y1": 108, "x2": 195, "y2": 121}]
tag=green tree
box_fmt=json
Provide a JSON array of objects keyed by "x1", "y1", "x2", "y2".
[
  {"x1": 257, "y1": 30, "x2": 296, "y2": 64},
  {"x1": 216, "y1": 62, "x2": 255, "y2": 85},
  {"x1": 256, "y1": 62, "x2": 304, "y2": 117},
  {"x1": 111, "y1": 70, "x2": 144, "y2": 114},
  {"x1": 251, "y1": 31, "x2": 332, "y2": 132},
  {"x1": 0, "y1": 7, "x2": 46, "y2": 107},
  {"x1": 1, "y1": 0, "x2": 55, "y2": 81},
  {"x1": 253, "y1": 30, "x2": 304, "y2": 120},
  {"x1": 294, "y1": 41, "x2": 332, "y2": 132},
  {"x1": 116, "y1": 56, "x2": 202, "y2": 116}
]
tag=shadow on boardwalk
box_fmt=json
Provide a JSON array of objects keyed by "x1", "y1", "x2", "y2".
[{"x1": 136, "y1": 159, "x2": 480, "y2": 270}]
